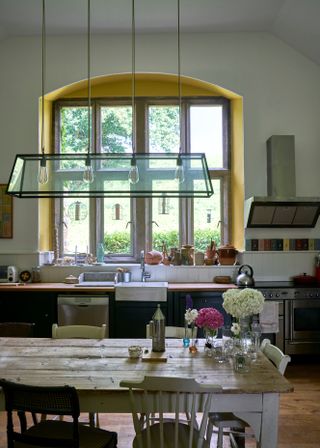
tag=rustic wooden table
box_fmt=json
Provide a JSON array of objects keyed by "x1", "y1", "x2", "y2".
[{"x1": 0, "y1": 338, "x2": 293, "y2": 448}]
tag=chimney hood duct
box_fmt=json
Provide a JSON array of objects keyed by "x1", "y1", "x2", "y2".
[{"x1": 245, "y1": 135, "x2": 320, "y2": 228}]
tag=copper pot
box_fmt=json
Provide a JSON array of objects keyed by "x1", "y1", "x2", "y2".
[{"x1": 217, "y1": 244, "x2": 238, "y2": 265}]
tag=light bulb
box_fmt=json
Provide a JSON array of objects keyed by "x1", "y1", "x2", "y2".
[
  {"x1": 38, "y1": 156, "x2": 48, "y2": 184},
  {"x1": 83, "y1": 155, "x2": 94, "y2": 183},
  {"x1": 128, "y1": 156, "x2": 140, "y2": 184},
  {"x1": 174, "y1": 156, "x2": 185, "y2": 184}
]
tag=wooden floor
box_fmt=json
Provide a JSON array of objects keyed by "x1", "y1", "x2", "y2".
[{"x1": 0, "y1": 359, "x2": 319, "y2": 447}]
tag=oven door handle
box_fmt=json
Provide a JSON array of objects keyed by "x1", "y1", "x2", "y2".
[{"x1": 289, "y1": 300, "x2": 294, "y2": 341}]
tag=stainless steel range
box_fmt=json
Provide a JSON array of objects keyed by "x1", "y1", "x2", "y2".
[
  {"x1": 255, "y1": 285, "x2": 293, "y2": 354},
  {"x1": 284, "y1": 287, "x2": 320, "y2": 355},
  {"x1": 255, "y1": 282, "x2": 320, "y2": 355}
]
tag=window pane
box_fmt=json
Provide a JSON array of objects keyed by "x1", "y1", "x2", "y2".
[
  {"x1": 194, "y1": 179, "x2": 221, "y2": 251},
  {"x1": 63, "y1": 198, "x2": 90, "y2": 255},
  {"x1": 103, "y1": 181, "x2": 131, "y2": 255},
  {"x1": 101, "y1": 106, "x2": 132, "y2": 153},
  {"x1": 190, "y1": 106, "x2": 223, "y2": 168},
  {"x1": 60, "y1": 107, "x2": 91, "y2": 154},
  {"x1": 152, "y1": 180, "x2": 179, "y2": 252},
  {"x1": 149, "y1": 106, "x2": 179, "y2": 153}
]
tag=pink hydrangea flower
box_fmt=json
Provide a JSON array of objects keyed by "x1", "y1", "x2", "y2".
[{"x1": 195, "y1": 307, "x2": 224, "y2": 330}]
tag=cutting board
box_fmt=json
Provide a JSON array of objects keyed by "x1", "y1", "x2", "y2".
[{"x1": 141, "y1": 352, "x2": 167, "y2": 363}]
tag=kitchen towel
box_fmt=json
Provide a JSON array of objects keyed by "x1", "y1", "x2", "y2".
[{"x1": 259, "y1": 301, "x2": 279, "y2": 333}]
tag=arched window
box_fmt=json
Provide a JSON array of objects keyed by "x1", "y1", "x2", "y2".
[{"x1": 49, "y1": 73, "x2": 241, "y2": 261}]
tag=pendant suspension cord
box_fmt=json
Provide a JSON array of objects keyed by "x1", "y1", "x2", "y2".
[
  {"x1": 87, "y1": 0, "x2": 91, "y2": 155},
  {"x1": 41, "y1": 0, "x2": 46, "y2": 156},
  {"x1": 131, "y1": 0, "x2": 136, "y2": 154},
  {"x1": 177, "y1": 0, "x2": 182, "y2": 154}
]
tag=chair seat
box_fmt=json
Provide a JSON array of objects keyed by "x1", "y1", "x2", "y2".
[
  {"x1": 208, "y1": 412, "x2": 248, "y2": 429},
  {"x1": 133, "y1": 421, "x2": 210, "y2": 448},
  {"x1": 15, "y1": 419, "x2": 117, "y2": 448}
]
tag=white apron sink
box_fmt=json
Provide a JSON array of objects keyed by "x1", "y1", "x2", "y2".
[{"x1": 115, "y1": 282, "x2": 168, "y2": 302}]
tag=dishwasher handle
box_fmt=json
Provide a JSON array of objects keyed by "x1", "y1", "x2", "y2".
[{"x1": 57, "y1": 295, "x2": 109, "y2": 306}]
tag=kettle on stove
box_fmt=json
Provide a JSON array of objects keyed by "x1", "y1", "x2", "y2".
[{"x1": 236, "y1": 264, "x2": 255, "y2": 287}]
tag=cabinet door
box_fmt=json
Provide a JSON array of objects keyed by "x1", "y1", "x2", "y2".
[
  {"x1": 0, "y1": 292, "x2": 57, "y2": 337},
  {"x1": 175, "y1": 291, "x2": 232, "y2": 336},
  {"x1": 113, "y1": 302, "x2": 168, "y2": 338}
]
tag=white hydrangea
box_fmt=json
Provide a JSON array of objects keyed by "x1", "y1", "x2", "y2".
[
  {"x1": 231, "y1": 322, "x2": 241, "y2": 336},
  {"x1": 184, "y1": 308, "x2": 198, "y2": 325},
  {"x1": 222, "y1": 288, "x2": 265, "y2": 319}
]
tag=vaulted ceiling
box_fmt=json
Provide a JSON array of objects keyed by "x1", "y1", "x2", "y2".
[{"x1": 0, "y1": 0, "x2": 319, "y2": 66}]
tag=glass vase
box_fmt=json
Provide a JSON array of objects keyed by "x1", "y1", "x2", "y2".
[
  {"x1": 183, "y1": 324, "x2": 190, "y2": 348},
  {"x1": 239, "y1": 316, "x2": 252, "y2": 336},
  {"x1": 204, "y1": 328, "x2": 217, "y2": 357},
  {"x1": 189, "y1": 338, "x2": 198, "y2": 353}
]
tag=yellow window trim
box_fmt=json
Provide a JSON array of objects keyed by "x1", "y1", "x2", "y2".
[{"x1": 39, "y1": 73, "x2": 244, "y2": 251}]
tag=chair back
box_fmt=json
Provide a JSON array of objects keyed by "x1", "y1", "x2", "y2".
[
  {"x1": 260, "y1": 339, "x2": 291, "y2": 375},
  {"x1": 52, "y1": 323, "x2": 106, "y2": 339},
  {"x1": 0, "y1": 322, "x2": 35, "y2": 337},
  {"x1": 120, "y1": 376, "x2": 221, "y2": 448},
  {"x1": 146, "y1": 325, "x2": 197, "y2": 339},
  {"x1": 0, "y1": 378, "x2": 80, "y2": 447}
]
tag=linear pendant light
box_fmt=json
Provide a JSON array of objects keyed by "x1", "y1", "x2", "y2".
[{"x1": 6, "y1": 1, "x2": 213, "y2": 198}]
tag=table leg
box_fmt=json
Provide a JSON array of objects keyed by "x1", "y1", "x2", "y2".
[{"x1": 259, "y1": 393, "x2": 279, "y2": 448}]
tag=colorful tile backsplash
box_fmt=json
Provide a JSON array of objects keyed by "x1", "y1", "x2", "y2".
[{"x1": 245, "y1": 239, "x2": 320, "y2": 251}]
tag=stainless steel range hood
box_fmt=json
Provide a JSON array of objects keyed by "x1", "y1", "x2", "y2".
[{"x1": 245, "y1": 135, "x2": 320, "y2": 228}]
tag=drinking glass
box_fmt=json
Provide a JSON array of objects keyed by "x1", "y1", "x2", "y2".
[
  {"x1": 221, "y1": 326, "x2": 234, "y2": 359},
  {"x1": 233, "y1": 351, "x2": 252, "y2": 373},
  {"x1": 251, "y1": 322, "x2": 262, "y2": 351},
  {"x1": 242, "y1": 331, "x2": 257, "y2": 360}
]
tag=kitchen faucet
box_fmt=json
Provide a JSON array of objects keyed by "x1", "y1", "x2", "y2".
[{"x1": 140, "y1": 250, "x2": 151, "y2": 282}]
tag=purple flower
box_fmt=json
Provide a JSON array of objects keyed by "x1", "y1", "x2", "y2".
[{"x1": 186, "y1": 294, "x2": 193, "y2": 310}]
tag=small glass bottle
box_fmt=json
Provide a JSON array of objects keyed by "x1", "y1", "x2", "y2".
[
  {"x1": 96, "y1": 243, "x2": 105, "y2": 263},
  {"x1": 189, "y1": 338, "x2": 198, "y2": 354},
  {"x1": 183, "y1": 323, "x2": 190, "y2": 348}
]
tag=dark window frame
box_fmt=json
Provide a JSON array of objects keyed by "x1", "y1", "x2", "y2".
[{"x1": 53, "y1": 96, "x2": 230, "y2": 261}]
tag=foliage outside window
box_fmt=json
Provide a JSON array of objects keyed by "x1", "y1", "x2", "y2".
[{"x1": 54, "y1": 97, "x2": 230, "y2": 261}]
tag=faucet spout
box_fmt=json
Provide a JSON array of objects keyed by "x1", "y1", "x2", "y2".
[{"x1": 140, "y1": 250, "x2": 151, "y2": 282}]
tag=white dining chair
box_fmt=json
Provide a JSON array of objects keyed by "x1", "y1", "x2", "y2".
[
  {"x1": 146, "y1": 324, "x2": 197, "y2": 339},
  {"x1": 145, "y1": 324, "x2": 199, "y2": 428},
  {"x1": 52, "y1": 323, "x2": 107, "y2": 428},
  {"x1": 120, "y1": 375, "x2": 222, "y2": 448},
  {"x1": 206, "y1": 338, "x2": 291, "y2": 448}
]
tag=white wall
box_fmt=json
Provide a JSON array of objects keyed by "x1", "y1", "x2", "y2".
[{"x1": 0, "y1": 31, "x2": 320, "y2": 276}]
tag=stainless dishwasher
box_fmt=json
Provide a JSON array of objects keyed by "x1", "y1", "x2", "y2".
[{"x1": 57, "y1": 295, "x2": 109, "y2": 337}]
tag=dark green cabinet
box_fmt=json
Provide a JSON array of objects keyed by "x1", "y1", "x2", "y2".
[
  {"x1": 0, "y1": 292, "x2": 57, "y2": 337},
  {"x1": 0, "y1": 288, "x2": 232, "y2": 339},
  {"x1": 171, "y1": 290, "x2": 232, "y2": 337},
  {"x1": 112, "y1": 300, "x2": 173, "y2": 338}
]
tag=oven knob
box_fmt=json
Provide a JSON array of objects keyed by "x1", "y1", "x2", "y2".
[
  {"x1": 309, "y1": 293, "x2": 313, "y2": 298},
  {"x1": 269, "y1": 293, "x2": 273, "y2": 298},
  {"x1": 275, "y1": 293, "x2": 280, "y2": 297}
]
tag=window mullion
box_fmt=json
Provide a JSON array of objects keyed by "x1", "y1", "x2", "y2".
[
  {"x1": 135, "y1": 99, "x2": 149, "y2": 258},
  {"x1": 92, "y1": 101, "x2": 101, "y2": 254},
  {"x1": 183, "y1": 102, "x2": 192, "y2": 245}
]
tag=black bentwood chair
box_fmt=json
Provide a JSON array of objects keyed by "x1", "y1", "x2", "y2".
[{"x1": 0, "y1": 379, "x2": 117, "y2": 448}]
